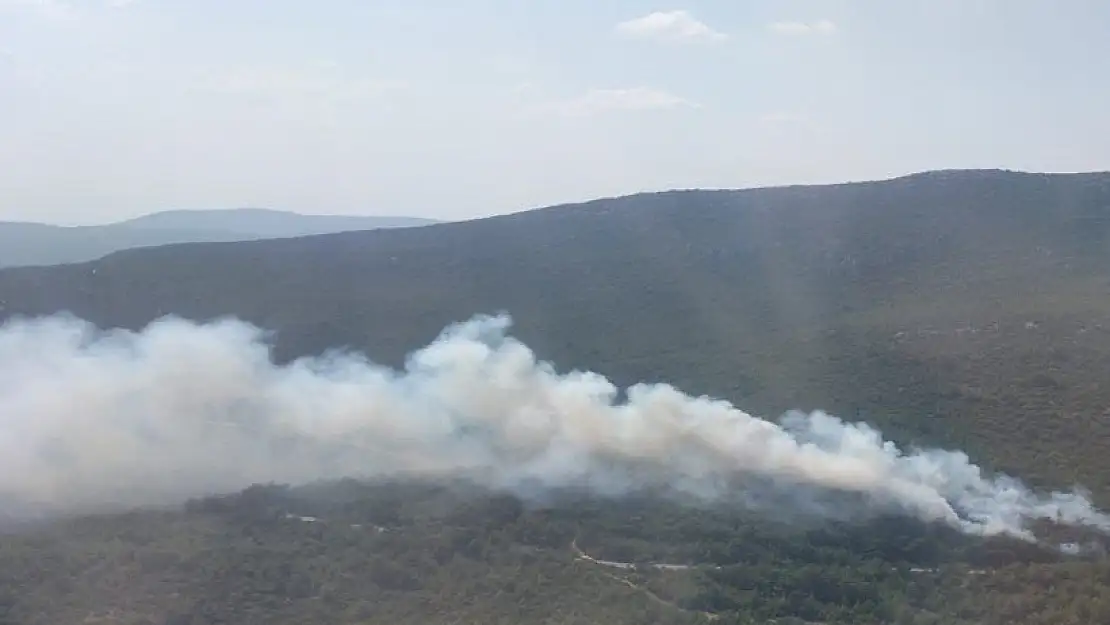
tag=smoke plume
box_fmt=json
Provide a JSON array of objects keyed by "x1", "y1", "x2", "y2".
[{"x1": 0, "y1": 312, "x2": 1106, "y2": 540}]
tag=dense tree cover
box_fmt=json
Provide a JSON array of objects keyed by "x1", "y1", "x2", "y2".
[
  {"x1": 2, "y1": 480, "x2": 1109, "y2": 624},
  {"x1": 3, "y1": 170, "x2": 1110, "y2": 622}
]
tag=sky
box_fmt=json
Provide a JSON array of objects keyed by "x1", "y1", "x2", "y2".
[{"x1": 2, "y1": 0, "x2": 1109, "y2": 225}]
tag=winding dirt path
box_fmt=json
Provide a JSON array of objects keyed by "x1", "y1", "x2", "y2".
[{"x1": 571, "y1": 537, "x2": 720, "y2": 621}]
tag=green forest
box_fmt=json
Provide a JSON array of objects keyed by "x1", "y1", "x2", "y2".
[
  {"x1": 4, "y1": 171, "x2": 1110, "y2": 623},
  {"x1": 4, "y1": 479, "x2": 1110, "y2": 624}
]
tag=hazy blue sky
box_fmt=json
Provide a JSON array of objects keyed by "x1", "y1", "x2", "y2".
[{"x1": 2, "y1": 0, "x2": 1109, "y2": 224}]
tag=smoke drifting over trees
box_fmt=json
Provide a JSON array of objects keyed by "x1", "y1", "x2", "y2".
[{"x1": 1, "y1": 312, "x2": 1106, "y2": 541}]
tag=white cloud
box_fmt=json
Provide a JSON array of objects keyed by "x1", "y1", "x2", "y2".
[
  {"x1": 107, "y1": 0, "x2": 139, "y2": 7},
  {"x1": 487, "y1": 54, "x2": 531, "y2": 77},
  {"x1": 1, "y1": 0, "x2": 78, "y2": 21},
  {"x1": 759, "y1": 112, "x2": 809, "y2": 125},
  {"x1": 615, "y1": 10, "x2": 727, "y2": 44},
  {"x1": 199, "y1": 65, "x2": 405, "y2": 102},
  {"x1": 537, "y1": 87, "x2": 699, "y2": 117},
  {"x1": 768, "y1": 19, "x2": 837, "y2": 35},
  {"x1": 757, "y1": 112, "x2": 819, "y2": 133}
]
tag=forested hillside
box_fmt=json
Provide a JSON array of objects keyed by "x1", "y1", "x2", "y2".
[
  {"x1": 3, "y1": 169, "x2": 1110, "y2": 624},
  {"x1": 2, "y1": 169, "x2": 1109, "y2": 489}
]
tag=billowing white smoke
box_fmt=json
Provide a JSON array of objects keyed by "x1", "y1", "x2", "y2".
[{"x1": 0, "y1": 312, "x2": 1106, "y2": 541}]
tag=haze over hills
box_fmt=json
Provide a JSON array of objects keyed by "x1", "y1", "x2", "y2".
[
  {"x1": 117, "y1": 208, "x2": 439, "y2": 238},
  {"x1": 4, "y1": 168, "x2": 1110, "y2": 624},
  {"x1": 0, "y1": 208, "x2": 438, "y2": 269}
]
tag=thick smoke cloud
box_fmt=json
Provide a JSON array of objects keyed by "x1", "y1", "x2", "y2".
[{"x1": 0, "y1": 312, "x2": 1107, "y2": 540}]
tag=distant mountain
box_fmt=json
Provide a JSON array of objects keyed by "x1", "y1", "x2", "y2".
[
  {"x1": 0, "y1": 208, "x2": 438, "y2": 268},
  {"x1": 119, "y1": 208, "x2": 438, "y2": 238}
]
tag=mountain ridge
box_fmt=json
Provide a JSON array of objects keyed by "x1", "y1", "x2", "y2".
[
  {"x1": 4, "y1": 168, "x2": 1110, "y2": 624},
  {"x1": 0, "y1": 208, "x2": 439, "y2": 268},
  {"x1": 3, "y1": 168, "x2": 1110, "y2": 492}
]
